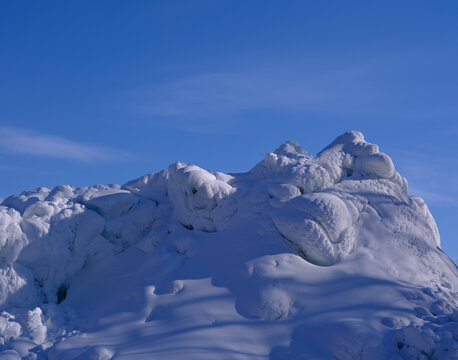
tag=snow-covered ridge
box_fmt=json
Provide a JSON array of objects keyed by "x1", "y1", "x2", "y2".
[{"x1": 0, "y1": 131, "x2": 457, "y2": 359}]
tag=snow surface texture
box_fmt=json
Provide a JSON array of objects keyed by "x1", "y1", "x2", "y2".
[{"x1": 0, "y1": 131, "x2": 457, "y2": 359}]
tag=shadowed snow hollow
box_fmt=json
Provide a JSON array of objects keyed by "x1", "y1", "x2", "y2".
[{"x1": 0, "y1": 131, "x2": 456, "y2": 360}]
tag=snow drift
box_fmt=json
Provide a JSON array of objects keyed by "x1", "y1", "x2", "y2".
[{"x1": 0, "y1": 131, "x2": 456, "y2": 359}]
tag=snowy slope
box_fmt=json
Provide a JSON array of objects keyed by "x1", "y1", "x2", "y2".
[{"x1": 0, "y1": 131, "x2": 457, "y2": 360}]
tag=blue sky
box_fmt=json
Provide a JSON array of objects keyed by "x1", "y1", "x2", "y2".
[{"x1": 1, "y1": 1, "x2": 457, "y2": 262}]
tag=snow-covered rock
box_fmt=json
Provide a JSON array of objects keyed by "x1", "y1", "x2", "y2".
[
  {"x1": 167, "y1": 162, "x2": 236, "y2": 232},
  {"x1": 0, "y1": 131, "x2": 456, "y2": 359}
]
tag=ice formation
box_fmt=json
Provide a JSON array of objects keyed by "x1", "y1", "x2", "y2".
[{"x1": 0, "y1": 131, "x2": 456, "y2": 359}]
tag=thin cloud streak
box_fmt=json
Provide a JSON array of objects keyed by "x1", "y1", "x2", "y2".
[
  {"x1": 393, "y1": 150, "x2": 458, "y2": 207},
  {"x1": 128, "y1": 64, "x2": 378, "y2": 134},
  {"x1": 0, "y1": 126, "x2": 132, "y2": 163},
  {"x1": 408, "y1": 187, "x2": 458, "y2": 207},
  {"x1": 130, "y1": 51, "x2": 458, "y2": 128},
  {"x1": 136, "y1": 65, "x2": 378, "y2": 119}
]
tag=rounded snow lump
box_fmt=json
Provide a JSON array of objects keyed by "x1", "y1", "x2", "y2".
[
  {"x1": 272, "y1": 193, "x2": 355, "y2": 266},
  {"x1": 87, "y1": 346, "x2": 114, "y2": 360},
  {"x1": 244, "y1": 287, "x2": 291, "y2": 321},
  {"x1": 0, "y1": 350, "x2": 21, "y2": 360},
  {"x1": 354, "y1": 152, "x2": 394, "y2": 179}
]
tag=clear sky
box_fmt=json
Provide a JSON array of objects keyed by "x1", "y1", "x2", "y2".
[{"x1": 1, "y1": 1, "x2": 457, "y2": 262}]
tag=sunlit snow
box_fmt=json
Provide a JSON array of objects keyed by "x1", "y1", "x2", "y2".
[{"x1": 0, "y1": 131, "x2": 456, "y2": 359}]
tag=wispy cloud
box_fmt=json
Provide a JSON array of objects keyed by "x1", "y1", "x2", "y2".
[
  {"x1": 408, "y1": 187, "x2": 458, "y2": 207},
  {"x1": 126, "y1": 63, "x2": 380, "y2": 134},
  {"x1": 0, "y1": 126, "x2": 132, "y2": 163},
  {"x1": 134, "y1": 64, "x2": 378, "y2": 119},
  {"x1": 129, "y1": 51, "x2": 458, "y2": 130},
  {"x1": 391, "y1": 150, "x2": 458, "y2": 207}
]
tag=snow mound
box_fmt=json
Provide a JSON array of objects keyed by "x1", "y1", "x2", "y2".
[
  {"x1": 255, "y1": 131, "x2": 435, "y2": 266},
  {"x1": 167, "y1": 162, "x2": 236, "y2": 232},
  {"x1": 0, "y1": 131, "x2": 456, "y2": 359},
  {"x1": 272, "y1": 192, "x2": 356, "y2": 265}
]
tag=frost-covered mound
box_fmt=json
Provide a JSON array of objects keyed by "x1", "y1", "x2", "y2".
[{"x1": 0, "y1": 131, "x2": 457, "y2": 360}]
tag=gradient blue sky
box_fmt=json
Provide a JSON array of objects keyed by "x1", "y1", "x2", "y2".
[{"x1": 1, "y1": 1, "x2": 457, "y2": 262}]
